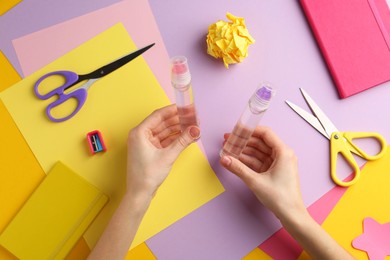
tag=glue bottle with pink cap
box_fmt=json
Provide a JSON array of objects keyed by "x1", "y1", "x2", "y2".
[
  {"x1": 170, "y1": 56, "x2": 200, "y2": 132},
  {"x1": 221, "y1": 82, "x2": 275, "y2": 158}
]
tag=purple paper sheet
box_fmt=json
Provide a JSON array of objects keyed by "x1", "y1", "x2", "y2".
[
  {"x1": 146, "y1": 0, "x2": 390, "y2": 258},
  {"x1": 0, "y1": 0, "x2": 122, "y2": 76}
]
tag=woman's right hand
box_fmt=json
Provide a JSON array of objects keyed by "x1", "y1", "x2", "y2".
[
  {"x1": 220, "y1": 126, "x2": 305, "y2": 219},
  {"x1": 220, "y1": 126, "x2": 355, "y2": 259}
]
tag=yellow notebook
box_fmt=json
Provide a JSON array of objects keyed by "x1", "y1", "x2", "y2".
[{"x1": 0, "y1": 161, "x2": 108, "y2": 259}]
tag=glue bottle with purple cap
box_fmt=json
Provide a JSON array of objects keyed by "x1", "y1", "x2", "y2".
[
  {"x1": 221, "y1": 82, "x2": 275, "y2": 158},
  {"x1": 170, "y1": 56, "x2": 200, "y2": 132}
]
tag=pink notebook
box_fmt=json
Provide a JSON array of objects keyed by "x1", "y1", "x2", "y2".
[{"x1": 300, "y1": 0, "x2": 390, "y2": 98}]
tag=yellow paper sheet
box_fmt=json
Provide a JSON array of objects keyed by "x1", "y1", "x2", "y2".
[
  {"x1": 65, "y1": 238, "x2": 90, "y2": 260},
  {"x1": 298, "y1": 145, "x2": 390, "y2": 259},
  {"x1": 242, "y1": 247, "x2": 272, "y2": 260},
  {"x1": 0, "y1": 23, "x2": 224, "y2": 250},
  {"x1": 0, "y1": 0, "x2": 21, "y2": 16},
  {"x1": 125, "y1": 243, "x2": 156, "y2": 260},
  {"x1": 0, "y1": 51, "x2": 21, "y2": 92},
  {"x1": 0, "y1": 52, "x2": 45, "y2": 259},
  {"x1": 0, "y1": 101, "x2": 45, "y2": 260},
  {"x1": 0, "y1": 101, "x2": 45, "y2": 232}
]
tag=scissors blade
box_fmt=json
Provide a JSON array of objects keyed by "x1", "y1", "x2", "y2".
[
  {"x1": 285, "y1": 100, "x2": 330, "y2": 139},
  {"x1": 86, "y1": 43, "x2": 155, "y2": 79},
  {"x1": 299, "y1": 88, "x2": 339, "y2": 137}
]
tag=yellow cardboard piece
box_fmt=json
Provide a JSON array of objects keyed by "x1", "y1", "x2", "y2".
[
  {"x1": 0, "y1": 0, "x2": 21, "y2": 16},
  {"x1": 125, "y1": 243, "x2": 156, "y2": 260},
  {"x1": 0, "y1": 23, "x2": 224, "y2": 250},
  {"x1": 0, "y1": 162, "x2": 108, "y2": 259},
  {"x1": 0, "y1": 246, "x2": 16, "y2": 260},
  {"x1": 242, "y1": 247, "x2": 272, "y2": 260},
  {"x1": 298, "y1": 145, "x2": 390, "y2": 259},
  {"x1": 0, "y1": 51, "x2": 21, "y2": 92},
  {"x1": 65, "y1": 238, "x2": 91, "y2": 260},
  {"x1": 0, "y1": 101, "x2": 91, "y2": 259},
  {"x1": 0, "y1": 101, "x2": 44, "y2": 231},
  {"x1": 0, "y1": 54, "x2": 44, "y2": 259}
]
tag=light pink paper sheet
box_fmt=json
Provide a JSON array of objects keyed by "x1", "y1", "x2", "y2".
[{"x1": 12, "y1": 0, "x2": 174, "y2": 101}]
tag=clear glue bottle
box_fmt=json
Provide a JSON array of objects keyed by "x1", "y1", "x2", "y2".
[
  {"x1": 170, "y1": 56, "x2": 200, "y2": 132},
  {"x1": 221, "y1": 82, "x2": 275, "y2": 158}
]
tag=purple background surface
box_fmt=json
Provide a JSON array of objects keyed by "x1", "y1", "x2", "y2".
[
  {"x1": 2, "y1": 0, "x2": 390, "y2": 258},
  {"x1": 146, "y1": 0, "x2": 390, "y2": 258}
]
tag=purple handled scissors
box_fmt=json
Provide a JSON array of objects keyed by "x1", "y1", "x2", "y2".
[{"x1": 34, "y1": 43, "x2": 155, "y2": 122}]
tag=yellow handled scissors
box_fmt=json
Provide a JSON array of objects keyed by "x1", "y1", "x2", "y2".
[{"x1": 286, "y1": 88, "x2": 387, "y2": 187}]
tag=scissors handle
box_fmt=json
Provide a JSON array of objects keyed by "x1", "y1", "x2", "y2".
[
  {"x1": 34, "y1": 71, "x2": 88, "y2": 122},
  {"x1": 34, "y1": 71, "x2": 79, "y2": 99},
  {"x1": 343, "y1": 132, "x2": 387, "y2": 159},
  {"x1": 45, "y1": 88, "x2": 87, "y2": 122},
  {"x1": 330, "y1": 131, "x2": 387, "y2": 187}
]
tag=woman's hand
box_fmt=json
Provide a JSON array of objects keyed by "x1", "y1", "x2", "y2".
[
  {"x1": 126, "y1": 104, "x2": 200, "y2": 199},
  {"x1": 89, "y1": 104, "x2": 200, "y2": 260},
  {"x1": 220, "y1": 126, "x2": 304, "y2": 218},
  {"x1": 220, "y1": 126, "x2": 354, "y2": 259}
]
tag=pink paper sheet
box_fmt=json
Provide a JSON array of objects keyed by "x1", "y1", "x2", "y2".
[{"x1": 12, "y1": 0, "x2": 173, "y2": 101}]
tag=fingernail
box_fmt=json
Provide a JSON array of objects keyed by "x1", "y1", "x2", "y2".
[
  {"x1": 189, "y1": 126, "x2": 200, "y2": 139},
  {"x1": 221, "y1": 156, "x2": 231, "y2": 166}
]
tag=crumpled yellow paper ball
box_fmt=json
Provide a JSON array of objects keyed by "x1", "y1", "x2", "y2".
[{"x1": 206, "y1": 13, "x2": 255, "y2": 68}]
